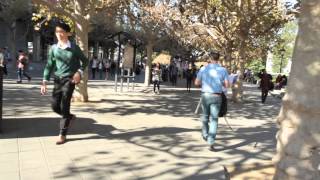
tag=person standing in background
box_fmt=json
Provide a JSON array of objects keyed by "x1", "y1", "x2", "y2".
[
  {"x1": 91, "y1": 56, "x2": 98, "y2": 79},
  {"x1": 152, "y1": 63, "x2": 161, "y2": 94},
  {"x1": 185, "y1": 63, "x2": 194, "y2": 92},
  {"x1": 258, "y1": 69, "x2": 273, "y2": 103}
]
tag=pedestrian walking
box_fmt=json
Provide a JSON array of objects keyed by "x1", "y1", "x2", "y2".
[
  {"x1": 152, "y1": 63, "x2": 161, "y2": 94},
  {"x1": 40, "y1": 21, "x2": 88, "y2": 145},
  {"x1": 91, "y1": 56, "x2": 98, "y2": 79},
  {"x1": 194, "y1": 52, "x2": 229, "y2": 151},
  {"x1": 4, "y1": 47, "x2": 12, "y2": 62},
  {"x1": 258, "y1": 69, "x2": 273, "y2": 103},
  {"x1": 98, "y1": 59, "x2": 104, "y2": 80},
  {"x1": 16, "y1": 50, "x2": 31, "y2": 83},
  {"x1": 105, "y1": 59, "x2": 110, "y2": 80},
  {"x1": 185, "y1": 63, "x2": 194, "y2": 92},
  {"x1": 170, "y1": 63, "x2": 178, "y2": 86},
  {"x1": 0, "y1": 48, "x2": 8, "y2": 75},
  {"x1": 110, "y1": 61, "x2": 116, "y2": 78},
  {"x1": 229, "y1": 70, "x2": 240, "y2": 102}
]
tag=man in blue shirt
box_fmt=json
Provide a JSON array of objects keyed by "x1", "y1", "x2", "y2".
[{"x1": 195, "y1": 52, "x2": 229, "y2": 151}]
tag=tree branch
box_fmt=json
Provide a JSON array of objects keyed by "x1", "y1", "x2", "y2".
[{"x1": 32, "y1": 0, "x2": 77, "y2": 21}]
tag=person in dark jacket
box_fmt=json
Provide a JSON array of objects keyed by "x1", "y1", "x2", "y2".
[
  {"x1": 258, "y1": 69, "x2": 273, "y2": 103},
  {"x1": 185, "y1": 63, "x2": 195, "y2": 92}
]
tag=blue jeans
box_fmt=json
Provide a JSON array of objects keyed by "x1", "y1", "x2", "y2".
[
  {"x1": 17, "y1": 68, "x2": 31, "y2": 81},
  {"x1": 201, "y1": 93, "x2": 222, "y2": 145}
]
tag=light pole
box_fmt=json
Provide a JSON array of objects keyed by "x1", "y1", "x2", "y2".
[{"x1": 279, "y1": 47, "x2": 285, "y2": 74}]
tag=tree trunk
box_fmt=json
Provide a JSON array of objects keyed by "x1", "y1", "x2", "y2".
[
  {"x1": 73, "y1": 0, "x2": 89, "y2": 102},
  {"x1": 33, "y1": 32, "x2": 41, "y2": 62},
  {"x1": 6, "y1": 22, "x2": 17, "y2": 68},
  {"x1": 110, "y1": 48, "x2": 115, "y2": 62},
  {"x1": 273, "y1": 1, "x2": 320, "y2": 179},
  {"x1": 261, "y1": 48, "x2": 268, "y2": 68},
  {"x1": 144, "y1": 41, "x2": 153, "y2": 86},
  {"x1": 233, "y1": 41, "x2": 246, "y2": 103}
]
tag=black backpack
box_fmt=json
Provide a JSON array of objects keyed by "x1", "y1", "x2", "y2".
[{"x1": 218, "y1": 93, "x2": 227, "y2": 117}]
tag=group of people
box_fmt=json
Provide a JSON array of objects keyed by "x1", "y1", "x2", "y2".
[
  {"x1": 257, "y1": 70, "x2": 288, "y2": 103},
  {"x1": 90, "y1": 56, "x2": 115, "y2": 80},
  {"x1": 0, "y1": 47, "x2": 32, "y2": 83},
  {"x1": 150, "y1": 61, "x2": 198, "y2": 94}
]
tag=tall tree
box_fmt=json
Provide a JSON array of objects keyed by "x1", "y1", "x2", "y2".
[
  {"x1": 32, "y1": 0, "x2": 123, "y2": 101},
  {"x1": 125, "y1": 1, "x2": 170, "y2": 86},
  {"x1": 152, "y1": 0, "x2": 287, "y2": 101},
  {"x1": 273, "y1": 0, "x2": 320, "y2": 179},
  {"x1": 271, "y1": 21, "x2": 298, "y2": 73}
]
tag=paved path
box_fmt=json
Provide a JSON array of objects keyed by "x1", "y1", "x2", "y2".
[{"x1": 1, "y1": 67, "x2": 282, "y2": 179}]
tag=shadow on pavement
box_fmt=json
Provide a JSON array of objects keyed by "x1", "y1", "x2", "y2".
[
  {"x1": 1, "y1": 117, "x2": 116, "y2": 138},
  {"x1": 1, "y1": 77, "x2": 281, "y2": 179}
]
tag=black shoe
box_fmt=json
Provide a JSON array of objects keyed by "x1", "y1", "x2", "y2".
[
  {"x1": 16, "y1": 81, "x2": 22, "y2": 83},
  {"x1": 209, "y1": 145, "x2": 215, "y2": 152},
  {"x1": 28, "y1": 77, "x2": 31, "y2": 82},
  {"x1": 202, "y1": 136, "x2": 207, "y2": 141}
]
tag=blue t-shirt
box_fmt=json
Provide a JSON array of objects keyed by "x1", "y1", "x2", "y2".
[{"x1": 196, "y1": 63, "x2": 229, "y2": 93}]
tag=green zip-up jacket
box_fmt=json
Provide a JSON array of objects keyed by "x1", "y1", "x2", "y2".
[{"x1": 43, "y1": 42, "x2": 88, "y2": 81}]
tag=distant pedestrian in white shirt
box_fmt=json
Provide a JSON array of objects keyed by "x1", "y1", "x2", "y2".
[{"x1": 91, "y1": 56, "x2": 98, "y2": 79}]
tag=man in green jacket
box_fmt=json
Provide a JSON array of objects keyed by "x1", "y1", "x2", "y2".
[{"x1": 41, "y1": 21, "x2": 88, "y2": 145}]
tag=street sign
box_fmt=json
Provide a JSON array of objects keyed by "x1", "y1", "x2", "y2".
[{"x1": 122, "y1": 45, "x2": 134, "y2": 69}]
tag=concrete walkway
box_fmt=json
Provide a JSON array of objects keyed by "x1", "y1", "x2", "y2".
[{"x1": 1, "y1": 70, "x2": 282, "y2": 179}]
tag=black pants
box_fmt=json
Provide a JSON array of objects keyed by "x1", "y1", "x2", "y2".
[
  {"x1": 51, "y1": 76, "x2": 75, "y2": 136},
  {"x1": 3, "y1": 65, "x2": 7, "y2": 75},
  {"x1": 171, "y1": 75, "x2": 177, "y2": 86},
  {"x1": 91, "y1": 68, "x2": 97, "y2": 79},
  {"x1": 153, "y1": 80, "x2": 160, "y2": 92},
  {"x1": 261, "y1": 90, "x2": 268, "y2": 103},
  {"x1": 186, "y1": 78, "x2": 192, "y2": 92}
]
